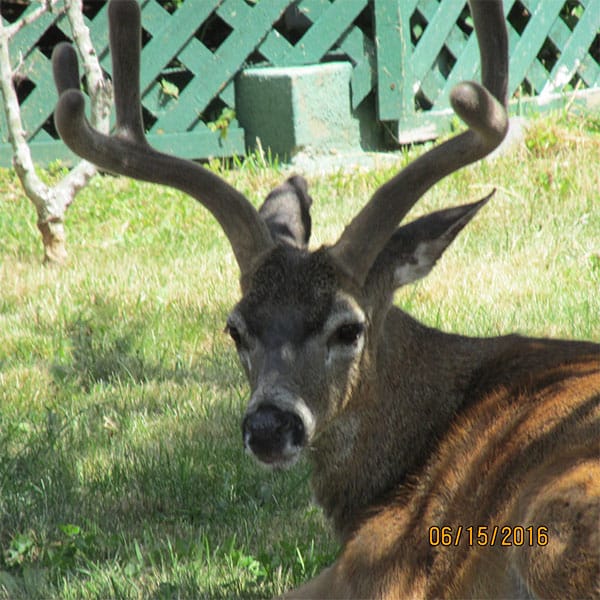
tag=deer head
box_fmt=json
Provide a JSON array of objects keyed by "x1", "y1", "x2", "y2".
[{"x1": 53, "y1": 0, "x2": 508, "y2": 513}]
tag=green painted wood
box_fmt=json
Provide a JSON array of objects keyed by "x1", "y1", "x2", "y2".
[
  {"x1": 0, "y1": 141, "x2": 78, "y2": 168},
  {"x1": 391, "y1": 0, "x2": 599, "y2": 131},
  {"x1": 375, "y1": 0, "x2": 404, "y2": 120},
  {"x1": 258, "y1": 31, "x2": 294, "y2": 65},
  {"x1": 338, "y1": 27, "x2": 375, "y2": 108},
  {"x1": 420, "y1": 68, "x2": 450, "y2": 110},
  {"x1": 7, "y1": 6, "x2": 58, "y2": 64},
  {"x1": 0, "y1": 127, "x2": 244, "y2": 168},
  {"x1": 508, "y1": 0, "x2": 567, "y2": 95},
  {"x1": 525, "y1": 56, "x2": 553, "y2": 94},
  {"x1": 139, "y1": 2, "x2": 217, "y2": 93},
  {"x1": 149, "y1": 0, "x2": 290, "y2": 134},
  {"x1": 298, "y1": 0, "x2": 330, "y2": 17},
  {"x1": 255, "y1": 0, "x2": 375, "y2": 109},
  {"x1": 54, "y1": 5, "x2": 110, "y2": 64},
  {"x1": 143, "y1": 38, "x2": 213, "y2": 126},
  {"x1": 512, "y1": 0, "x2": 578, "y2": 94},
  {"x1": 136, "y1": 0, "x2": 172, "y2": 42},
  {"x1": 219, "y1": 81, "x2": 236, "y2": 109},
  {"x1": 85, "y1": 3, "x2": 109, "y2": 54},
  {"x1": 279, "y1": 0, "x2": 368, "y2": 65},
  {"x1": 544, "y1": 2, "x2": 600, "y2": 92},
  {"x1": 256, "y1": 0, "x2": 324, "y2": 66},
  {"x1": 146, "y1": 129, "x2": 246, "y2": 158},
  {"x1": 92, "y1": 1, "x2": 221, "y2": 134},
  {"x1": 18, "y1": 49, "x2": 57, "y2": 137},
  {"x1": 217, "y1": 0, "x2": 251, "y2": 29},
  {"x1": 1, "y1": 0, "x2": 599, "y2": 168},
  {"x1": 438, "y1": 0, "x2": 515, "y2": 102},
  {"x1": 259, "y1": 0, "x2": 367, "y2": 67},
  {"x1": 410, "y1": 0, "x2": 466, "y2": 82},
  {"x1": 581, "y1": 54, "x2": 600, "y2": 87}
]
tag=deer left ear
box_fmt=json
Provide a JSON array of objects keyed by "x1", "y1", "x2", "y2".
[
  {"x1": 259, "y1": 175, "x2": 313, "y2": 249},
  {"x1": 366, "y1": 192, "x2": 493, "y2": 292}
]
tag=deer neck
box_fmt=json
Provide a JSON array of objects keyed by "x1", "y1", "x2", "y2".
[{"x1": 309, "y1": 306, "x2": 504, "y2": 541}]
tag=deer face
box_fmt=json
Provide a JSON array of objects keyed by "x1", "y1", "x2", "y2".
[
  {"x1": 229, "y1": 246, "x2": 369, "y2": 468},
  {"x1": 229, "y1": 179, "x2": 492, "y2": 469}
]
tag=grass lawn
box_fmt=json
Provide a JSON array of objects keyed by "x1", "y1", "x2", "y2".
[{"x1": 0, "y1": 113, "x2": 598, "y2": 599}]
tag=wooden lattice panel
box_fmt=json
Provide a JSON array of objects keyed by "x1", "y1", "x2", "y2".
[
  {"x1": 384, "y1": 0, "x2": 600, "y2": 141},
  {"x1": 508, "y1": 0, "x2": 599, "y2": 96},
  {"x1": 255, "y1": 0, "x2": 375, "y2": 110},
  {"x1": 1, "y1": 0, "x2": 599, "y2": 165},
  {"x1": 1, "y1": 0, "x2": 382, "y2": 166}
]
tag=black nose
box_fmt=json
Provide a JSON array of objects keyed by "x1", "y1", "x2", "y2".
[{"x1": 242, "y1": 405, "x2": 305, "y2": 465}]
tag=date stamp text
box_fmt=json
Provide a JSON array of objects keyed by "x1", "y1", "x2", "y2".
[{"x1": 428, "y1": 525, "x2": 549, "y2": 547}]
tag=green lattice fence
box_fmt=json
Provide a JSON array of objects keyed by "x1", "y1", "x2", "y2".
[
  {"x1": 1, "y1": 0, "x2": 599, "y2": 166},
  {"x1": 380, "y1": 0, "x2": 600, "y2": 142}
]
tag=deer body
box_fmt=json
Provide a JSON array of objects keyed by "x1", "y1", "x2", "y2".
[
  {"x1": 301, "y1": 316, "x2": 600, "y2": 598},
  {"x1": 52, "y1": 1, "x2": 600, "y2": 597}
]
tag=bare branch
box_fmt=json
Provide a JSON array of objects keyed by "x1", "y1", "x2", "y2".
[
  {"x1": 0, "y1": 17, "x2": 50, "y2": 212},
  {"x1": 63, "y1": 0, "x2": 111, "y2": 131},
  {"x1": 0, "y1": 0, "x2": 111, "y2": 263},
  {"x1": 58, "y1": 0, "x2": 112, "y2": 202},
  {"x1": 2, "y1": 0, "x2": 62, "y2": 41}
]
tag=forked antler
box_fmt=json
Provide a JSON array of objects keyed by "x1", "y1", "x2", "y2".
[
  {"x1": 52, "y1": 0, "x2": 273, "y2": 277},
  {"x1": 54, "y1": 0, "x2": 508, "y2": 287},
  {"x1": 330, "y1": 0, "x2": 509, "y2": 285}
]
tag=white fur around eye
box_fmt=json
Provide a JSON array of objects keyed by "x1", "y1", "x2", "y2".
[
  {"x1": 323, "y1": 293, "x2": 366, "y2": 366},
  {"x1": 326, "y1": 331, "x2": 364, "y2": 367}
]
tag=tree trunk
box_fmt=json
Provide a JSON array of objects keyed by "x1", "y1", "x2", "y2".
[{"x1": 38, "y1": 220, "x2": 68, "y2": 265}]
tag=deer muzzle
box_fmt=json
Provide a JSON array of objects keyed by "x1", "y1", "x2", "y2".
[{"x1": 242, "y1": 404, "x2": 306, "y2": 468}]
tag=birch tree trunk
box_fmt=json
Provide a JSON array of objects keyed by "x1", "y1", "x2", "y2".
[{"x1": 0, "y1": 0, "x2": 111, "y2": 264}]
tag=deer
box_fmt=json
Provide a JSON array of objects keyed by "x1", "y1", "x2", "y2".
[{"x1": 52, "y1": 0, "x2": 599, "y2": 598}]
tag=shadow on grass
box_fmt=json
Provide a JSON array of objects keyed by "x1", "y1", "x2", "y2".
[
  {"x1": 0, "y1": 397, "x2": 327, "y2": 598},
  {"x1": 49, "y1": 298, "x2": 234, "y2": 392},
  {"x1": 1, "y1": 297, "x2": 335, "y2": 598}
]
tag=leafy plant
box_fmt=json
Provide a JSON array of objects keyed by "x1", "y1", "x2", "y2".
[
  {"x1": 4, "y1": 534, "x2": 35, "y2": 568},
  {"x1": 160, "y1": 78, "x2": 179, "y2": 99},
  {"x1": 43, "y1": 524, "x2": 96, "y2": 572},
  {"x1": 207, "y1": 107, "x2": 236, "y2": 140}
]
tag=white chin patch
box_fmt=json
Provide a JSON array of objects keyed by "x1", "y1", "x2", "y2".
[{"x1": 264, "y1": 450, "x2": 301, "y2": 470}]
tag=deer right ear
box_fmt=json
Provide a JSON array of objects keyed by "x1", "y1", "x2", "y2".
[
  {"x1": 258, "y1": 175, "x2": 313, "y2": 249},
  {"x1": 366, "y1": 193, "x2": 493, "y2": 293}
]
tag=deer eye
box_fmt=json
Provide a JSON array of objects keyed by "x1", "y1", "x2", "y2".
[
  {"x1": 225, "y1": 324, "x2": 243, "y2": 348},
  {"x1": 330, "y1": 323, "x2": 364, "y2": 347}
]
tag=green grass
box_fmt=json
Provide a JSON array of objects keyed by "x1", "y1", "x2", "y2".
[{"x1": 0, "y1": 113, "x2": 599, "y2": 599}]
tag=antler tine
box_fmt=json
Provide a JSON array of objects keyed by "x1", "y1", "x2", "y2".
[
  {"x1": 330, "y1": 0, "x2": 509, "y2": 286},
  {"x1": 52, "y1": 0, "x2": 274, "y2": 278},
  {"x1": 52, "y1": 42, "x2": 79, "y2": 95},
  {"x1": 470, "y1": 0, "x2": 508, "y2": 108},
  {"x1": 108, "y1": 0, "x2": 145, "y2": 145}
]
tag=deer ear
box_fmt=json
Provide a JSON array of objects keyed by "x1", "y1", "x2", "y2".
[
  {"x1": 367, "y1": 193, "x2": 492, "y2": 291},
  {"x1": 258, "y1": 175, "x2": 313, "y2": 249}
]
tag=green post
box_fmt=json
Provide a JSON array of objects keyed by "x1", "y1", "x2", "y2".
[{"x1": 375, "y1": 0, "x2": 416, "y2": 122}]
